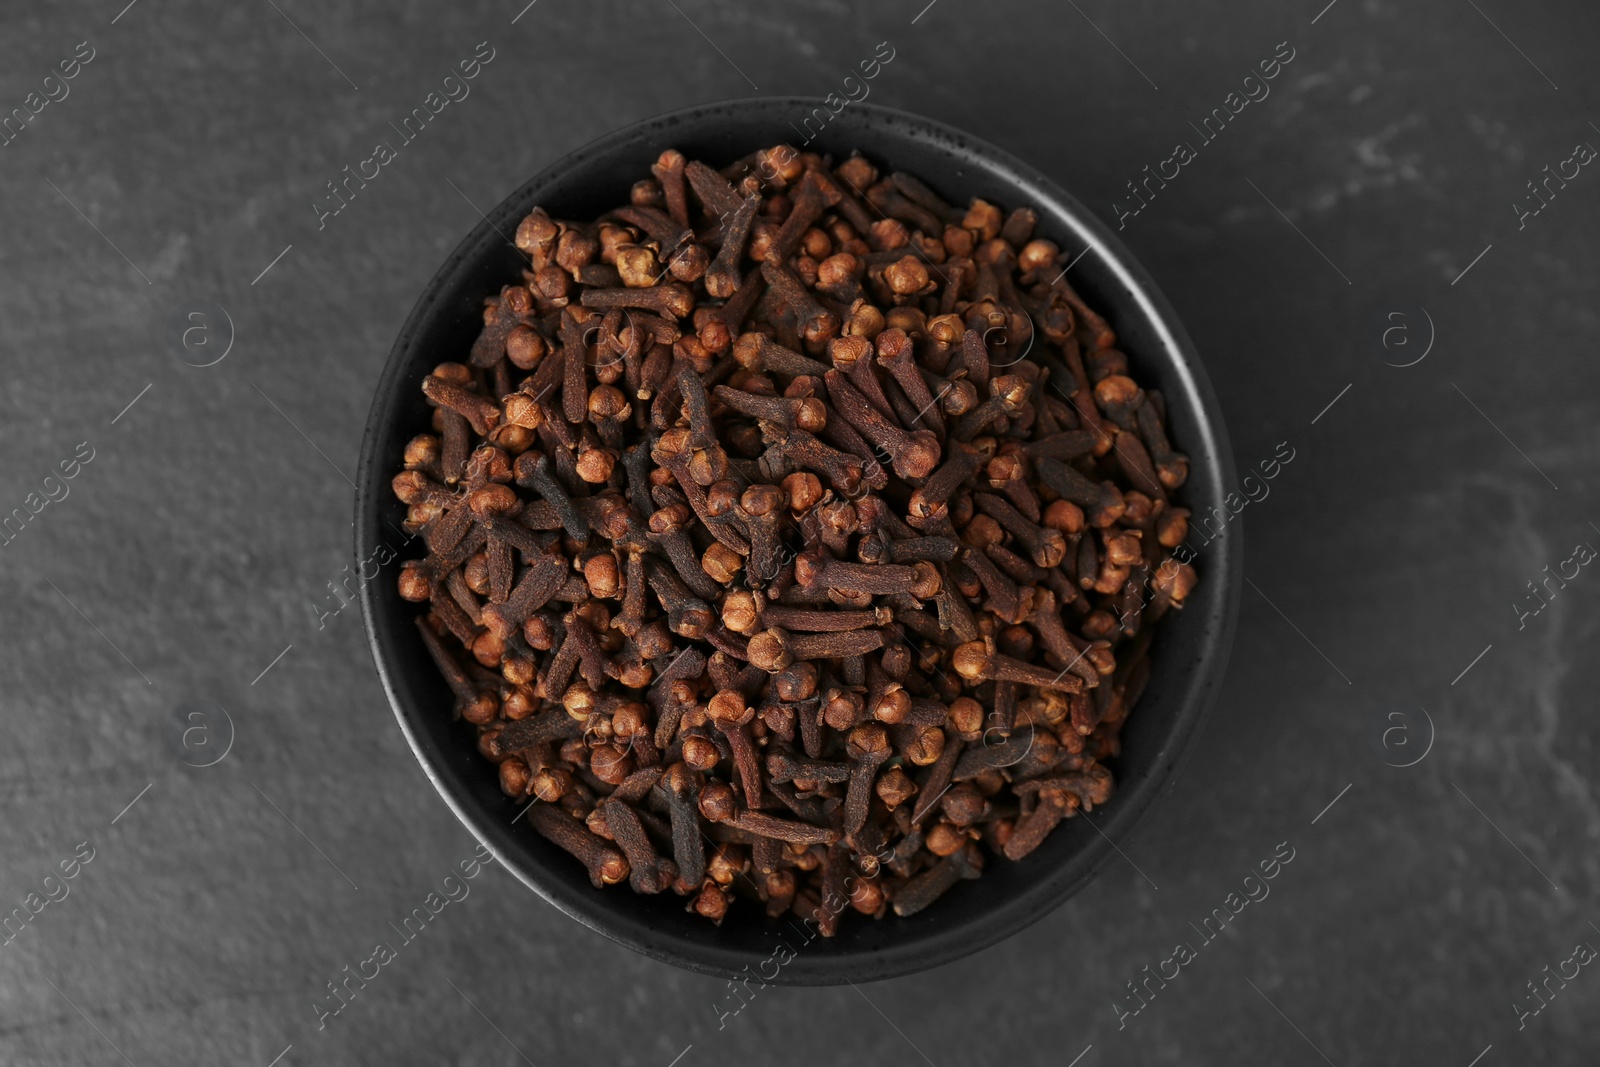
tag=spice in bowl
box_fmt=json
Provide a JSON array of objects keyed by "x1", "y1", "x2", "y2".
[{"x1": 390, "y1": 144, "x2": 1198, "y2": 932}]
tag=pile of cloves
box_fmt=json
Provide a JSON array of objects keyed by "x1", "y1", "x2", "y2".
[{"x1": 393, "y1": 143, "x2": 1198, "y2": 932}]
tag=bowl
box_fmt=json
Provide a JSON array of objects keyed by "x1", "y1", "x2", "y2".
[{"x1": 356, "y1": 97, "x2": 1240, "y2": 984}]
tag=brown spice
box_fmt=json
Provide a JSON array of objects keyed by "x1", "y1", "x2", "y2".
[{"x1": 394, "y1": 144, "x2": 1195, "y2": 934}]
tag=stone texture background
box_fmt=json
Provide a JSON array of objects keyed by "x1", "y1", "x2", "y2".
[{"x1": 1, "y1": 0, "x2": 1597, "y2": 1063}]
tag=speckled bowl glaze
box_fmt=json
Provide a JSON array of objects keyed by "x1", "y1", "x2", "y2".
[{"x1": 357, "y1": 97, "x2": 1240, "y2": 984}]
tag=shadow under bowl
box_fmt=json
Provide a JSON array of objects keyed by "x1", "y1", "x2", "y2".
[{"x1": 356, "y1": 97, "x2": 1240, "y2": 985}]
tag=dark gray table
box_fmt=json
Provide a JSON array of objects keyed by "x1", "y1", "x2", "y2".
[{"x1": 3, "y1": 1, "x2": 1597, "y2": 1063}]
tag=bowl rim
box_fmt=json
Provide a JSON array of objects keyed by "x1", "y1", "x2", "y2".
[{"x1": 356, "y1": 94, "x2": 1241, "y2": 984}]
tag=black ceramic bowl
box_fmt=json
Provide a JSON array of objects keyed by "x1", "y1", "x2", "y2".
[{"x1": 357, "y1": 97, "x2": 1239, "y2": 984}]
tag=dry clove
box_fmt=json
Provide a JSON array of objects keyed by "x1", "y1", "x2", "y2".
[{"x1": 395, "y1": 144, "x2": 1196, "y2": 934}]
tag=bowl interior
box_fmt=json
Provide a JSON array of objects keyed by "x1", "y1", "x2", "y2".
[{"x1": 357, "y1": 98, "x2": 1239, "y2": 984}]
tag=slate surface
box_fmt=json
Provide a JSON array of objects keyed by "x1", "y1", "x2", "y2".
[{"x1": 1, "y1": 1, "x2": 1597, "y2": 1064}]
